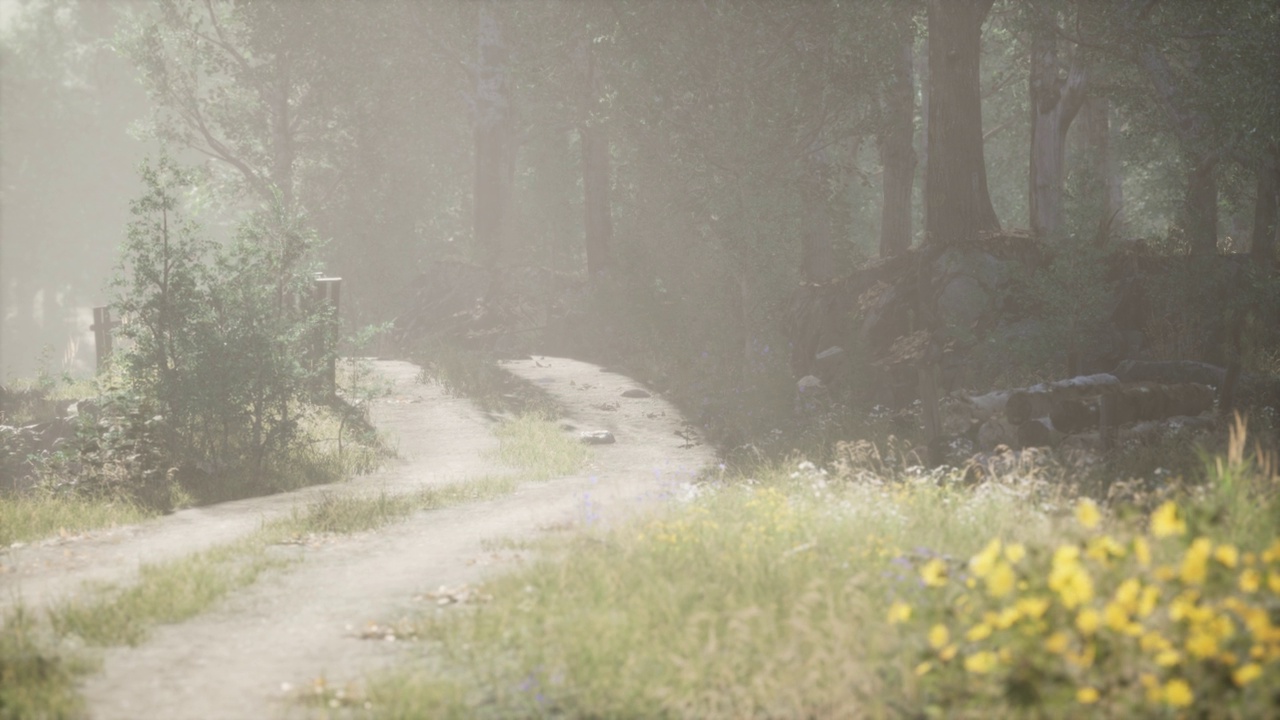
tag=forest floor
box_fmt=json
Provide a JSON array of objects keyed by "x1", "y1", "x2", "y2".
[{"x1": 0, "y1": 357, "x2": 714, "y2": 719}]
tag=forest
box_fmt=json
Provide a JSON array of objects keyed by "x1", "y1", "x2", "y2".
[
  {"x1": 3, "y1": 0, "x2": 1278, "y2": 456},
  {"x1": 2, "y1": 1, "x2": 1280, "y2": 718}
]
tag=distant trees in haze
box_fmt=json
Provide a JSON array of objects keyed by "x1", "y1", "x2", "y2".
[{"x1": 3, "y1": 0, "x2": 1278, "y2": 386}]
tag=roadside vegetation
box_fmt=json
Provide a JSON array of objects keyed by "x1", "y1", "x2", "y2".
[{"x1": 352, "y1": 419, "x2": 1278, "y2": 719}]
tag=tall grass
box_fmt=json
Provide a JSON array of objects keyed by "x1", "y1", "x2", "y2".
[
  {"x1": 492, "y1": 414, "x2": 588, "y2": 480},
  {"x1": 364, "y1": 464, "x2": 1063, "y2": 718},
  {"x1": 364, "y1": 425, "x2": 1280, "y2": 719},
  {"x1": 0, "y1": 494, "x2": 153, "y2": 547}
]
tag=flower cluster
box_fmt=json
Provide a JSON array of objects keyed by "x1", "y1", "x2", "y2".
[{"x1": 888, "y1": 499, "x2": 1280, "y2": 716}]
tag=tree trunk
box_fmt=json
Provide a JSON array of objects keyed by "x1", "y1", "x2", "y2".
[
  {"x1": 878, "y1": 31, "x2": 916, "y2": 258},
  {"x1": 579, "y1": 33, "x2": 613, "y2": 280},
  {"x1": 1183, "y1": 151, "x2": 1219, "y2": 256},
  {"x1": 1251, "y1": 148, "x2": 1278, "y2": 265},
  {"x1": 801, "y1": 139, "x2": 840, "y2": 284},
  {"x1": 925, "y1": 0, "x2": 1000, "y2": 246},
  {"x1": 917, "y1": 36, "x2": 929, "y2": 235},
  {"x1": 1028, "y1": 15, "x2": 1085, "y2": 239},
  {"x1": 1080, "y1": 96, "x2": 1124, "y2": 241},
  {"x1": 474, "y1": 3, "x2": 514, "y2": 284}
]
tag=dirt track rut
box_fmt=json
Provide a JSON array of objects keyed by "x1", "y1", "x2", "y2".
[{"x1": 0, "y1": 357, "x2": 714, "y2": 719}]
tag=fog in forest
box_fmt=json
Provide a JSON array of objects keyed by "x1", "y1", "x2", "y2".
[
  {"x1": 3, "y1": 3, "x2": 1280, "y2": 717},
  {"x1": 3, "y1": 0, "x2": 1278, "y2": 432}
]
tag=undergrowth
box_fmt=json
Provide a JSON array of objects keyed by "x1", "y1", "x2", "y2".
[{"x1": 358, "y1": 421, "x2": 1279, "y2": 719}]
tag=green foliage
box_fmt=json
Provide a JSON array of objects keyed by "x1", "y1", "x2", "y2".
[
  {"x1": 107, "y1": 155, "x2": 332, "y2": 506},
  {"x1": 364, "y1": 436, "x2": 1279, "y2": 719},
  {"x1": 0, "y1": 606, "x2": 92, "y2": 720}
]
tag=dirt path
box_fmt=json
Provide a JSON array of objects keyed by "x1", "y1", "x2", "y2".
[{"x1": 3, "y1": 357, "x2": 713, "y2": 719}]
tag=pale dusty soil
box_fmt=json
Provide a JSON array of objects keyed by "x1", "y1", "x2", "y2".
[{"x1": 0, "y1": 357, "x2": 714, "y2": 719}]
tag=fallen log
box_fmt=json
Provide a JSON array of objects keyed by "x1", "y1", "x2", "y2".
[{"x1": 1005, "y1": 374, "x2": 1121, "y2": 425}]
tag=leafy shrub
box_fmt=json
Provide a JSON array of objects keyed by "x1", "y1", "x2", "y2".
[{"x1": 102, "y1": 155, "x2": 333, "y2": 506}]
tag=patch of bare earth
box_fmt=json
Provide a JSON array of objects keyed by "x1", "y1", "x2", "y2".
[{"x1": 2, "y1": 358, "x2": 712, "y2": 719}]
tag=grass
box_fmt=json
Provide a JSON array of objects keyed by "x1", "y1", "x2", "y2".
[
  {"x1": 0, "y1": 493, "x2": 153, "y2": 548},
  {"x1": 46, "y1": 532, "x2": 286, "y2": 647},
  {"x1": 360, "y1": 424, "x2": 1280, "y2": 719},
  {"x1": 493, "y1": 414, "x2": 588, "y2": 480},
  {"x1": 0, "y1": 606, "x2": 95, "y2": 720}
]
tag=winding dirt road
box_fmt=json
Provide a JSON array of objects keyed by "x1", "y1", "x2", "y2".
[{"x1": 0, "y1": 357, "x2": 714, "y2": 719}]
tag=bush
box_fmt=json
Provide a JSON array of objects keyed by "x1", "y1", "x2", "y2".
[{"x1": 102, "y1": 156, "x2": 334, "y2": 507}]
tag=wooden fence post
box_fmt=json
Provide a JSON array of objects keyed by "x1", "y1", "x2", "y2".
[
  {"x1": 91, "y1": 306, "x2": 116, "y2": 373},
  {"x1": 312, "y1": 277, "x2": 342, "y2": 398}
]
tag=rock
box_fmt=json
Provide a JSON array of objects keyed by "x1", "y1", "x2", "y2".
[
  {"x1": 620, "y1": 389, "x2": 651, "y2": 399},
  {"x1": 579, "y1": 430, "x2": 616, "y2": 444},
  {"x1": 796, "y1": 375, "x2": 823, "y2": 392}
]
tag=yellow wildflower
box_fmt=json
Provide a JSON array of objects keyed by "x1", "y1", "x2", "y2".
[
  {"x1": 1077, "y1": 686, "x2": 1100, "y2": 704},
  {"x1": 994, "y1": 606, "x2": 1021, "y2": 629},
  {"x1": 1233, "y1": 663, "x2": 1263, "y2": 686},
  {"x1": 1151, "y1": 501, "x2": 1186, "y2": 537},
  {"x1": 1240, "y1": 568, "x2": 1261, "y2": 593},
  {"x1": 1138, "y1": 585, "x2": 1160, "y2": 618},
  {"x1": 966, "y1": 623, "x2": 993, "y2": 642},
  {"x1": 1134, "y1": 536, "x2": 1152, "y2": 567},
  {"x1": 1262, "y1": 538, "x2": 1280, "y2": 564},
  {"x1": 1016, "y1": 596, "x2": 1050, "y2": 620},
  {"x1": 928, "y1": 624, "x2": 950, "y2": 650},
  {"x1": 887, "y1": 601, "x2": 912, "y2": 624},
  {"x1": 920, "y1": 558, "x2": 948, "y2": 587},
  {"x1": 1163, "y1": 679, "x2": 1194, "y2": 708},
  {"x1": 1004, "y1": 543, "x2": 1026, "y2": 564},
  {"x1": 1141, "y1": 631, "x2": 1172, "y2": 653},
  {"x1": 1186, "y1": 630, "x2": 1219, "y2": 658},
  {"x1": 1044, "y1": 631, "x2": 1070, "y2": 654},
  {"x1": 939, "y1": 644, "x2": 957, "y2": 662},
  {"x1": 1180, "y1": 537, "x2": 1213, "y2": 585},
  {"x1": 915, "y1": 661, "x2": 933, "y2": 676},
  {"x1": 1076, "y1": 608, "x2": 1101, "y2": 636},
  {"x1": 1104, "y1": 602, "x2": 1130, "y2": 633},
  {"x1": 1268, "y1": 572, "x2": 1280, "y2": 595},
  {"x1": 970, "y1": 539, "x2": 1002, "y2": 579},
  {"x1": 1155, "y1": 650, "x2": 1181, "y2": 667},
  {"x1": 1214, "y1": 544, "x2": 1239, "y2": 568},
  {"x1": 1075, "y1": 499, "x2": 1101, "y2": 529},
  {"x1": 1048, "y1": 546, "x2": 1093, "y2": 609},
  {"x1": 1114, "y1": 578, "x2": 1141, "y2": 612},
  {"x1": 1086, "y1": 535, "x2": 1126, "y2": 563},
  {"x1": 986, "y1": 561, "x2": 1016, "y2": 598},
  {"x1": 964, "y1": 651, "x2": 998, "y2": 674}
]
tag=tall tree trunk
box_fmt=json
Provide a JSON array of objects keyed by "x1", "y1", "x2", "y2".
[
  {"x1": 917, "y1": 37, "x2": 929, "y2": 235},
  {"x1": 1251, "y1": 148, "x2": 1279, "y2": 265},
  {"x1": 925, "y1": 0, "x2": 1000, "y2": 246},
  {"x1": 1028, "y1": 14, "x2": 1085, "y2": 239},
  {"x1": 1183, "y1": 151, "x2": 1219, "y2": 255},
  {"x1": 579, "y1": 34, "x2": 613, "y2": 280},
  {"x1": 1080, "y1": 96, "x2": 1124, "y2": 241},
  {"x1": 801, "y1": 171, "x2": 837, "y2": 284},
  {"x1": 878, "y1": 31, "x2": 917, "y2": 258},
  {"x1": 474, "y1": 3, "x2": 514, "y2": 286}
]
